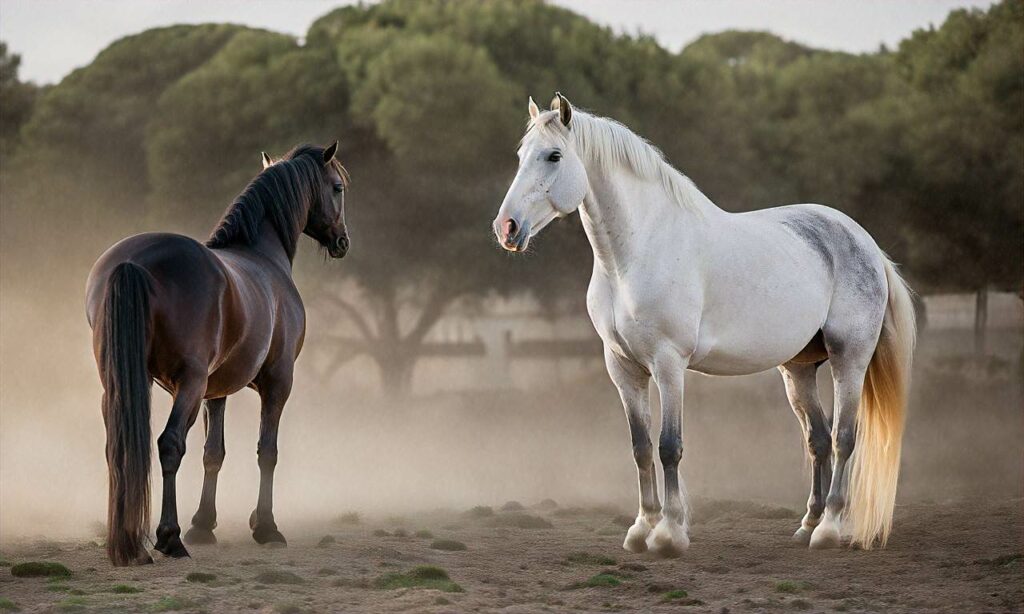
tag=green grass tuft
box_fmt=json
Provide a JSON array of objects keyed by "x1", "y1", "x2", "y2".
[
  {"x1": 566, "y1": 552, "x2": 616, "y2": 566},
  {"x1": 373, "y1": 566, "x2": 463, "y2": 593},
  {"x1": 0, "y1": 597, "x2": 18, "y2": 611},
  {"x1": 371, "y1": 529, "x2": 390, "y2": 537},
  {"x1": 571, "y1": 573, "x2": 621, "y2": 588},
  {"x1": 663, "y1": 589, "x2": 689, "y2": 600},
  {"x1": 57, "y1": 596, "x2": 87, "y2": 612},
  {"x1": 111, "y1": 584, "x2": 142, "y2": 594},
  {"x1": 464, "y1": 505, "x2": 493, "y2": 517},
  {"x1": 10, "y1": 562, "x2": 71, "y2": 578},
  {"x1": 185, "y1": 572, "x2": 217, "y2": 584},
  {"x1": 255, "y1": 570, "x2": 304, "y2": 585},
  {"x1": 414, "y1": 529, "x2": 434, "y2": 539},
  {"x1": 775, "y1": 580, "x2": 812, "y2": 594},
  {"x1": 430, "y1": 539, "x2": 467, "y2": 551}
]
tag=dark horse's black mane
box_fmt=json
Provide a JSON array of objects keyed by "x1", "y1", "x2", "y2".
[{"x1": 206, "y1": 144, "x2": 343, "y2": 260}]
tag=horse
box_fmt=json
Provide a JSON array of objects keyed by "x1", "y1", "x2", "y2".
[
  {"x1": 86, "y1": 142, "x2": 350, "y2": 566},
  {"x1": 493, "y1": 94, "x2": 916, "y2": 557}
]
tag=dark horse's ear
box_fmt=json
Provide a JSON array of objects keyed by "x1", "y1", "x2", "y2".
[
  {"x1": 323, "y1": 141, "x2": 338, "y2": 164},
  {"x1": 261, "y1": 152, "x2": 273, "y2": 170}
]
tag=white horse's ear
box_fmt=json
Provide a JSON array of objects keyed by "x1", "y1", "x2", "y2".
[
  {"x1": 261, "y1": 152, "x2": 273, "y2": 169},
  {"x1": 528, "y1": 96, "x2": 540, "y2": 119},
  {"x1": 550, "y1": 92, "x2": 572, "y2": 126}
]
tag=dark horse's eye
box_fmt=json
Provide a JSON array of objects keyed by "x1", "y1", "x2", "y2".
[
  {"x1": 547, "y1": 151, "x2": 562, "y2": 162},
  {"x1": 332, "y1": 184, "x2": 344, "y2": 194}
]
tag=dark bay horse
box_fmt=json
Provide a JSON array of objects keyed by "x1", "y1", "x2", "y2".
[{"x1": 86, "y1": 143, "x2": 349, "y2": 565}]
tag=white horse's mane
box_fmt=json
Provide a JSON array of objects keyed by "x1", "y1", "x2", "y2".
[{"x1": 524, "y1": 109, "x2": 711, "y2": 212}]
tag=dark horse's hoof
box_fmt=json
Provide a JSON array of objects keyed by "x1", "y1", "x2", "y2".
[
  {"x1": 135, "y1": 551, "x2": 155, "y2": 565},
  {"x1": 253, "y1": 528, "x2": 288, "y2": 546},
  {"x1": 183, "y1": 525, "x2": 217, "y2": 545},
  {"x1": 154, "y1": 535, "x2": 190, "y2": 559}
]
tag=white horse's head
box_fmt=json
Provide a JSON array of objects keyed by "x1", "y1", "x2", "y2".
[{"x1": 493, "y1": 93, "x2": 587, "y2": 252}]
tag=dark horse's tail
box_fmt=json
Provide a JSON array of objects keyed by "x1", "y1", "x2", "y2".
[{"x1": 100, "y1": 262, "x2": 152, "y2": 566}]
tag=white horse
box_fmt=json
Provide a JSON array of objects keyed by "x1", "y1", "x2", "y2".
[{"x1": 493, "y1": 94, "x2": 916, "y2": 556}]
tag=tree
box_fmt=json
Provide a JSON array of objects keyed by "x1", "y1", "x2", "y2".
[{"x1": 0, "y1": 42, "x2": 38, "y2": 166}]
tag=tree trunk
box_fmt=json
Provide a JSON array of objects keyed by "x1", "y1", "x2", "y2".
[{"x1": 974, "y1": 287, "x2": 988, "y2": 358}]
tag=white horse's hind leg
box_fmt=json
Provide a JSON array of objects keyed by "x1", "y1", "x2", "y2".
[
  {"x1": 810, "y1": 350, "x2": 873, "y2": 549},
  {"x1": 605, "y1": 349, "x2": 661, "y2": 553},
  {"x1": 648, "y1": 360, "x2": 690, "y2": 557},
  {"x1": 779, "y1": 363, "x2": 832, "y2": 544}
]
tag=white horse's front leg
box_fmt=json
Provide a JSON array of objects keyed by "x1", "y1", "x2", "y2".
[
  {"x1": 649, "y1": 360, "x2": 690, "y2": 557},
  {"x1": 605, "y1": 349, "x2": 661, "y2": 553}
]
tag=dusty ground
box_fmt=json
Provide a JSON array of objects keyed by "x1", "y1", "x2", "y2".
[{"x1": 1, "y1": 498, "x2": 1021, "y2": 613}]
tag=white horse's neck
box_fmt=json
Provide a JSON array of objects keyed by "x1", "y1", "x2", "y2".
[{"x1": 578, "y1": 155, "x2": 723, "y2": 277}]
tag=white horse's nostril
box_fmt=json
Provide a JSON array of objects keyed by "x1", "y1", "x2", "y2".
[{"x1": 504, "y1": 219, "x2": 518, "y2": 240}]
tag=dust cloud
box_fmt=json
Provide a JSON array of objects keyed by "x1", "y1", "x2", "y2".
[{"x1": 1, "y1": 217, "x2": 1021, "y2": 543}]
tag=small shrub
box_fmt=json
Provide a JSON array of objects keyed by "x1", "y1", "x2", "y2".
[
  {"x1": 255, "y1": 570, "x2": 304, "y2": 585},
  {"x1": 663, "y1": 589, "x2": 689, "y2": 600},
  {"x1": 373, "y1": 566, "x2": 463, "y2": 593},
  {"x1": 487, "y1": 513, "x2": 552, "y2": 529},
  {"x1": 316, "y1": 568, "x2": 338, "y2": 576},
  {"x1": 414, "y1": 529, "x2": 434, "y2": 539},
  {"x1": 10, "y1": 562, "x2": 71, "y2": 578},
  {"x1": 111, "y1": 584, "x2": 142, "y2": 594},
  {"x1": 317, "y1": 535, "x2": 336, "y2": 547},
  {"x1": 464, "y1": 506, "x2": 494, "y2": 518},
  {"x1": 392, "y1": 528, "x2": 408, "y2": 538},
  {"x1": 501, "y1": 501, "x2": 524, "y2": 511},
  {"x1": 372, "y1": 529, "x2": 390, "y2": 537},
  {"x1": 535, "y1": 498, "x2": 559, "y2": 511},
  {"x1": 0, "y1": 597, "x2": 17, "y2": 611},
  {"x1": 566, "y1": 552, "x2": 616, "y2": 566},
  {"x1": 185, "y1": 572, "x2": 216, "y2": 584},
  {"x1": 430, "y1": 539, "x2": 467, "y2": 551},
  {"x1": 334, "y1": 512, "x2": 361, "y2": 525}
]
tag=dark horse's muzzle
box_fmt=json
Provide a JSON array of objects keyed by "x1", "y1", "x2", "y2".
[{"x1": 328, "y1": 234, "x2": 349, "y2": 258}]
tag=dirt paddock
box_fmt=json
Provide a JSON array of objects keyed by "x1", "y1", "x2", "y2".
[{"x1": 1, "y1": 498, "x2": 1021, "y2": 613}]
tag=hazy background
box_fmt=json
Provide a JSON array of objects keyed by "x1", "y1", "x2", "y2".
[{"x1": 0, "y1": 0, "x2": 1020, "y2": 541}]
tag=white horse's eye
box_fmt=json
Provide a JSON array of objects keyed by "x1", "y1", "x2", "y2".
[{"x1": 547, "y1": 151, "x2": 562, "y2": 162}]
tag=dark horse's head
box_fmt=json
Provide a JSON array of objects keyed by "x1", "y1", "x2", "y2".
[
  {"x1": 275, "y1": 142, "x2": 350, "y2": 258},
  {"x1": 208, "y1": 141, "x2": 350, "y2": 260}
]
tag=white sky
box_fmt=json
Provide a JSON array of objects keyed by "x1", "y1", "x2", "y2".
[{"x1": 0, "y1": 0, "x2": 997, "y2": 85}]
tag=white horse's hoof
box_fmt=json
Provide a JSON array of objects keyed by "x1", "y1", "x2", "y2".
[
  {"x1": 646, "y1": 518, "x2": 689, "y2": 558},
  {"x1": 809, "y1": 522, "x2": 841, "y2": 549},
  {"x1": 623, "y1": 518, "x2": 652, "y2": 553},
  {"x1": 792, "y1": 526, "x2": 812, "y2": 545}
]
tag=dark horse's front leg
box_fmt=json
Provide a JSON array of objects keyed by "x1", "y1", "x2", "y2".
[
  {"x1": 184, "y1": 397, "x2": 226, "y2": 545},
  {"x1": 154, "y1": 372, "x2": 205, "y2": 558},
  {"x1": 250, "y1": 369, "x2": 293, "y2": 545}
]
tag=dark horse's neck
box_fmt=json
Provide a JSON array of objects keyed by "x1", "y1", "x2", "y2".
[{"x1": 206, "y1": 155, "x2": 321, "y2": 267}]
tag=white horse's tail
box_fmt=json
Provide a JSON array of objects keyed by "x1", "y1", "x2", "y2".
[{"x1": 847, "y1": 256, "x2": 917, "y2": 548}]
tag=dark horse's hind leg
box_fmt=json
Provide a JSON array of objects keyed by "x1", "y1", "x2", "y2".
[
  {"x1": 250, "y1": 370, "x2": 292, "y2": 545},
  {"x1": 154, "y1": 372, "x2": 205, "y2": 558},
  {"x1": 184, "y1": 398, "x2": 226, "y2": 545}
]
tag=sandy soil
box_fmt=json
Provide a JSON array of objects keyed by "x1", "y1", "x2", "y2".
[{"x1": 1, "y1": 498, "x2": 1021, "y2": 614}]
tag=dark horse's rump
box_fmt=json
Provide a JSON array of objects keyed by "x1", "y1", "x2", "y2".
[{"x1": 86, "y1": 143, "x2": 349, "y2": 565}]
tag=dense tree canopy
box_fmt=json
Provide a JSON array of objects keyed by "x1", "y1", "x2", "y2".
[{"x1": 1, "y1": 0, "x2": 1020, "y2": 393}]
